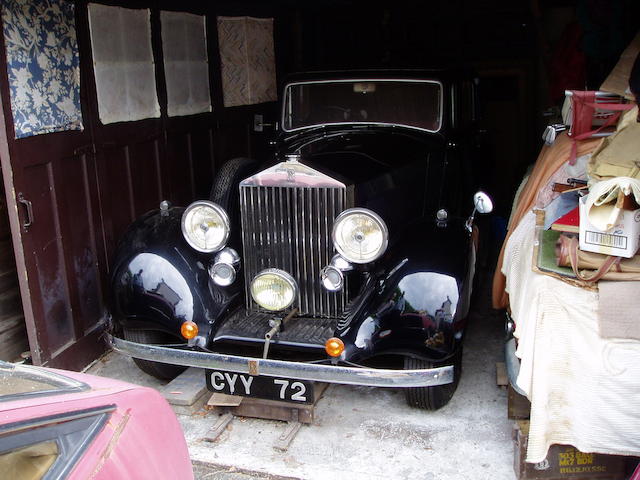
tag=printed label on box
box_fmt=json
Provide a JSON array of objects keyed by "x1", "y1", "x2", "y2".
[{"x1": 579, "y1": 196, "x2": 640, "y2": 258}]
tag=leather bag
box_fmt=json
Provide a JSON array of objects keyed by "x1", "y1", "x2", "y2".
[{"x1": 556, "y1": 233, "x2": 640, "y2": 282}]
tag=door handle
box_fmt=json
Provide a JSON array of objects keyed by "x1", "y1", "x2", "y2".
[{"x1": 17, "y1": 192, "x2": 33, "y2": 231}]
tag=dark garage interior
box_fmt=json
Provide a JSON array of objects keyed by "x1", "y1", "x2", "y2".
[{"x1": 0, "y1": 1, "x2": 639, "y2": 479}]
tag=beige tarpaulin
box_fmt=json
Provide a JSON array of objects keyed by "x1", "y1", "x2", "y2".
[
  {"x1": 600, "y1": 31, "x2": 640, "y2": 100},
  {"x1": 588, "y1": 106, "x2": 640, "y2": 181}
]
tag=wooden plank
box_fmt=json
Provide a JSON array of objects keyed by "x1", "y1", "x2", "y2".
[
  {"x1": 0, "y1": 314, "x2": 24, "y2": 334},
  {"x1": 206, "y1": 393, "x2": 243, "y2": 408},
  {"x1": 0, "y1": 287, "x2": 21, "y2": 317},
  {"x1": 0, "y1": 200, "x2": 10, "y2": 240},
  {"x1": 218, "y1": 383, "x2": 328, "y2": 425},
  {"x1": 204, "y1": 412, "x2": 234, "y2": 443},
  {"x1": 161, "y1": 367, "x2": 209, "y2": 415},
  {"x1": 162, "y1": 367, "x2": 207, "y2": 406},
  {"x1": 0, "y1": 238, "x2": 15, "y2": 268},
  {"x1": 0, "y1": 315, "x2": 27, "y2": 361},
  {"x1": 0, "y1": 268, "x2": 17, "y2": 294},
  {"x1": 230, "y1": 396, "x2": 315, "y2": 424},
  {"x1": 508, "y1": 384, "x2": 531, "y2": 420},
  {"x1": 274, "y1": 421, "x2": 302, "y2": 452},
  {"x1": 496, "y1": 362, "x2": 508, "y2": 387}
]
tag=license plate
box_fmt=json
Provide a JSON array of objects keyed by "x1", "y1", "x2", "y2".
[{"x1": 205, "y1": 370, "x2": 314, "y2": 404}]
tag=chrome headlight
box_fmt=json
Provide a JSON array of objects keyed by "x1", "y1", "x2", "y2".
[
  {"x1": 209, "y1": 247, "x2": 240, "y2": 287},
  {"x1": 332, "y1": 208, "x2": 388, "y2": 263},
  {"x1": 250, "y1": 269, "x2": 297, "y2": 311},
  {"x1": 181, "y1": 201, "x2": 230, "y2": 253},
  {"x1": 321, "y1": 265, "x2": 344, "y2": 291}
]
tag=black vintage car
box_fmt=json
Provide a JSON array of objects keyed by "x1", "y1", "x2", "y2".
[{"x1": 107, "y1": 71, "x2": 493, "y2": 410}]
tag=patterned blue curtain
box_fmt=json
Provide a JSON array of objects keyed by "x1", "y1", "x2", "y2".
[{"x1": 1, "y1": 0, "x2": 83, "y2": 139}]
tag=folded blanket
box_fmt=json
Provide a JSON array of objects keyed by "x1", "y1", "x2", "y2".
[{"x1": 598, "y1": 281, "x2": 640, "y2": 340}]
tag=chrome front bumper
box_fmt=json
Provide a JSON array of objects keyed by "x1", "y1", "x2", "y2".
[{"x1": 107, "y1": 335, "x2": 453, "y2": 388}]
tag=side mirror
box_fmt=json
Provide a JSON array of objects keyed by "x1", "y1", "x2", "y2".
[
  {"x1": 466, "y1": 191, "x2": 493, "y2": 232},
  {"x1": 473, "y1": 191, "x2": 493, "y2": 214}
]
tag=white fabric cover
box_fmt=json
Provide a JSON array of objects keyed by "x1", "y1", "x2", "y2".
[
  {"x1": 504, "y1": 211, "x2": 640, "y2": 463},
  {"x1": 161, "y1": 11, "x2": 211, "y2": 117},
  {"x1": 88, "y1": 4, "x2": 160, "y2": 124}
]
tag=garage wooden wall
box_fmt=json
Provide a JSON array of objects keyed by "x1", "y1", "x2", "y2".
[{"x1": 0, "y1": 0, "x2": 282, "y2": 369}]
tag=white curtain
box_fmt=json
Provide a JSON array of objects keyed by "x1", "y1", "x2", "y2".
[
  {"x1": 161, "y1": 11, "x2": 212, "y2": 117},
  {"x1": 88, "y1": 4, "x2": 160, "y2": 124}
]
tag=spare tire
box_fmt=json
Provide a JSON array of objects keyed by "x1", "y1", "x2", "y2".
[{"x1": 210, "y1": 157, "x2": 260, "y2": 246}]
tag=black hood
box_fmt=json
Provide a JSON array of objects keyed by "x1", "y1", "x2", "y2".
[{"x1": 279, "y1": 127, "x2": 449, "y2": 233}]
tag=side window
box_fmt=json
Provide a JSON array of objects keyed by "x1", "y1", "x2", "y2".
[
  {"x1": 160, "y1": 11, "x2": 212, "y2": 117},
  {"x1": 87, "y1": 4, "x2": 160, "y2": 124},
  {"x1": 0, "y1": 407, "x2": 113, "y2": 480},
  {"x1": 456, "y1": 80, "x2": 475, "y2": 129}
]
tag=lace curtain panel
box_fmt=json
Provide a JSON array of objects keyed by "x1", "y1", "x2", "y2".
[
  {"x1": 88, "y1": 4, "x2": 160, "y2": 124},
  {"x1": 160, "y1": 11, "x2": 211, "y2": 117},
  {"x1": 217, "y1": 16, "x2": 276, "y2": 107}
]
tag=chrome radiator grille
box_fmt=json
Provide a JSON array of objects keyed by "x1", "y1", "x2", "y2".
[{"x1": 240, "y1": 184, "x2": 347, "y2": 317}]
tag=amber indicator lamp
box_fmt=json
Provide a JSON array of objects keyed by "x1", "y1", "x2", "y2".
[
  {"x1": 180, "y1": 321, "x2": 199, "y2": 339},
  {"x1": 325, "y1": 337, "x2": 345, "y2": 357}
]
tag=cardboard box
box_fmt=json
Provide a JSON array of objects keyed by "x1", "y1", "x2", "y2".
[
  {"x1": 508, "y1": 384, "x2": 531, "y2": 420},
  {"x1": 514, "y1": 421, "x2": 627, "y2": 480},
  {"x1": 579, "y1": 195, "x2": 640, "y2": 258}
]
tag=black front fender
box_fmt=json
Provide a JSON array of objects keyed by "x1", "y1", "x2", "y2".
[
  {"x1": 110, "y1": 207, "x2": 241, "y2": 346},
  {"x1": 340, "y1": 217, "x2": 474, "y2": 364}
]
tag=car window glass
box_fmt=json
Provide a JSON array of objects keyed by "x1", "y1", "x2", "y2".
[
  {"x1": 456, "y1": 80, "x2": 474, "y2": 129},
  {"x1": 0, "y1": 361, "x2": 87, "y2": 401},
  {"x1": 0, "y1": 441, "x2": 58, "y2": 480},
  {"x1": 0, "y1": 407, "x2": 113, "y2": 480},
  {"x1": 283, "y1": 80, "x2": 442, "y2": 132}
]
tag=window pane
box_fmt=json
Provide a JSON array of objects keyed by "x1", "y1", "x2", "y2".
[
  {"x1": 283, "y1": 80, "x2": 442, "y2": 132},
  {"x1": 0, "y1": 361, "x2": 87, "y2": 401},
  {"x1": 0, "y1": 441, "x2": 58, "y2": 480}
]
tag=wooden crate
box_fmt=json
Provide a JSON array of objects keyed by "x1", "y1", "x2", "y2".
[
  {"x1": 514, "y1": 421, "x2": 627, "y2": 480},
  {"x1": 508, "y1": 384, "x2": 531, "y2": 419}
]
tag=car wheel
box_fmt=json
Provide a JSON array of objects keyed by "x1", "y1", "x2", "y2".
[
  {"x1": 123, "y1": 329, "x2": 187, "y2": 380},
  {"x1": 404, "y1": 348, "x2": 462, "y2": 410}
]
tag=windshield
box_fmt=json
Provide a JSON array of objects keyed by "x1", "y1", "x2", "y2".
[{"x1": 282, "y1": 79, "x2": 442, "y2": 132}]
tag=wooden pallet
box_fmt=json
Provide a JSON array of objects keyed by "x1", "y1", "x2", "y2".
[{"x1": 204, "y1": 383, "x2": 328, "y2": 451}]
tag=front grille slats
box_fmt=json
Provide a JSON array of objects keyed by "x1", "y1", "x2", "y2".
[{"x1": 240, "y1": 184, "x2": 347, "y2": 318}]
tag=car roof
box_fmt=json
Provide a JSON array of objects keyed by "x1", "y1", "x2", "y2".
[{"x1": 282, "y1": 68, "x2": 471, "y2": 85}]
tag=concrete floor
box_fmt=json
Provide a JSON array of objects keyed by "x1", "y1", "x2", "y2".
[{"x1": 87, "y1": 278, "x2": 516, "y2": 480}]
